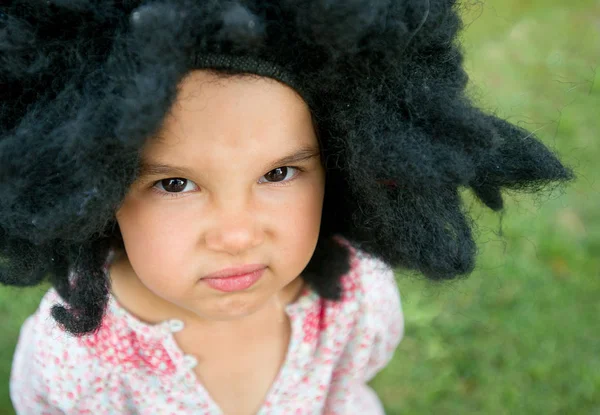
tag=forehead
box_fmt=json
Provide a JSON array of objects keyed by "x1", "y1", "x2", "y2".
[{"x1": 143, "y1": 70, "x2": 317, "y2": 160}]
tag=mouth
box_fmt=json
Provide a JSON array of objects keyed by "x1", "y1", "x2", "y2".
[
  {"x1": 201, "y1": 264, "x2": 267, "y2": 279},
  {"x1": 201, "y1": 265, "x2": 267, "y2": 292}
]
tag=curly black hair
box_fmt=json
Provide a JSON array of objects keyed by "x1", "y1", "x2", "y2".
[{"x1": 0, "y1": 0, "x2": 574, "y2": 335}]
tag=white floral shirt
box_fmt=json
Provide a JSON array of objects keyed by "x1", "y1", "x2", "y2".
[{"x1": 11, "y1": 240, "x2": 403, "y2": 414}]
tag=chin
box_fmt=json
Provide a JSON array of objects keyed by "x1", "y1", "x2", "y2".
[{"x1": 196, "y1": 293, "x2": 268, "y2": 321}]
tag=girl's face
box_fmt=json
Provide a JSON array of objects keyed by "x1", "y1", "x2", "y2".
[{"x1": 115, "y1": 70, "x2": 325, "y2": 323}]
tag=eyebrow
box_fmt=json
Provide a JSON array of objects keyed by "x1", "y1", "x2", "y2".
[{"x1": 138, "y1": 145, "x2": 321, "y2": 179}]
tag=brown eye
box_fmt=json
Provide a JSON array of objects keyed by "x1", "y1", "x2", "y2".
[
  {"x1": 156, "y1": 178, "x2": 192, "y2": 193},
  {"x1": 264, "y1": 167, "x2": 288, "y2": 182},
  {"x1": 261, "y1": 166, "x2": 299, "y2": 183}
]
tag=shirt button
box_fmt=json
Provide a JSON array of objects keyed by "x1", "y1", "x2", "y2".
[
  {"x1": 183, "y1": 355, "x2": 198, "y2": 368},
  {"x1": 168, "y1": 319, "x2": 185, "y2": 332}
]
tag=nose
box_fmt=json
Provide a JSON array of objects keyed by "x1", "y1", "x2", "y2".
[{"x1": 204, "y1": 206, "x2": 263, "y2": 256}]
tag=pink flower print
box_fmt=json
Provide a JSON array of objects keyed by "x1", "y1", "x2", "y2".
[
  {"x1": 339, "y1": 269, "x2": 360, "y2": 302},
  {"x1": 78, "y1": 312, "x2": 176, "y2": 376},
  {"x1": 302, "y1": 300, "x2": 328, "y2": 344},
  {"x1": 321, "y1": 267, "x2": 363, "y2": 328}
]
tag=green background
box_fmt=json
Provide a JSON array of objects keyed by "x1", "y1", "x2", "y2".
[{"x1": 2, "y1": 0, "x2": 599, "y2": 414}]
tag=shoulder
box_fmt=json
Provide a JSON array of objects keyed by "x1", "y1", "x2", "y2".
[
  {"x1": 325, "y1": 236, "x2": 405, "y2": 380},
  {"x1": 312, "y1": 235, "x2": 404, "y2": 342},
  {"x1": 14, "y1": 288, "x2": 86, "y2": 355},
  {"x1": 10, "y1": 289, "x2": 106, "y2": 409},
  {"x1": 335, "y1": 235, "x2": 403, "y2": 315},
  {"x1": 12, "y1": 287, "x2": 99, "y2": 368}
]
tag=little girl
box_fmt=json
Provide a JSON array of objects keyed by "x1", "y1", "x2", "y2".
[{"x1": 1, "y1": 1, "x2": 573, "y2": 414}]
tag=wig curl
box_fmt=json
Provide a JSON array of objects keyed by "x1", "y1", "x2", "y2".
[{"x1": 0, "y1": 0, "x2": 574, "y2": 335}]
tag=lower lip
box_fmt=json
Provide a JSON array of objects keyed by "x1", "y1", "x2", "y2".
[{"x1": 202, "y1": 268, "x2": 265, "y2": 292}]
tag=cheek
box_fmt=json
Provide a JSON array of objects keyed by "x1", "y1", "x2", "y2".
[
  {"x1": 116, "y1": 198, "x2": 194, "y2": 287},
  {"x1": 267, "y1": 175, "x2": 325, "y2": 265},
  {"x1": 284, "y1": 185, "x2": 324, "y2": 236}
]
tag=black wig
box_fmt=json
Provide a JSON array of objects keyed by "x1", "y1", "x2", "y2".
[{"x1": 0, "y1": 0, "x2": 574, "y2": 335}]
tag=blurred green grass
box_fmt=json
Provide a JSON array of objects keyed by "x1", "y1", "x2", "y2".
[{"x1": 1, "y1": 0, "x2": 599, "y2": 414}]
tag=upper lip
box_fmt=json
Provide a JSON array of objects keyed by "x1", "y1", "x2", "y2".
[{"x1": 202, "y1": 264, "x2": 266, "y2": 279}]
